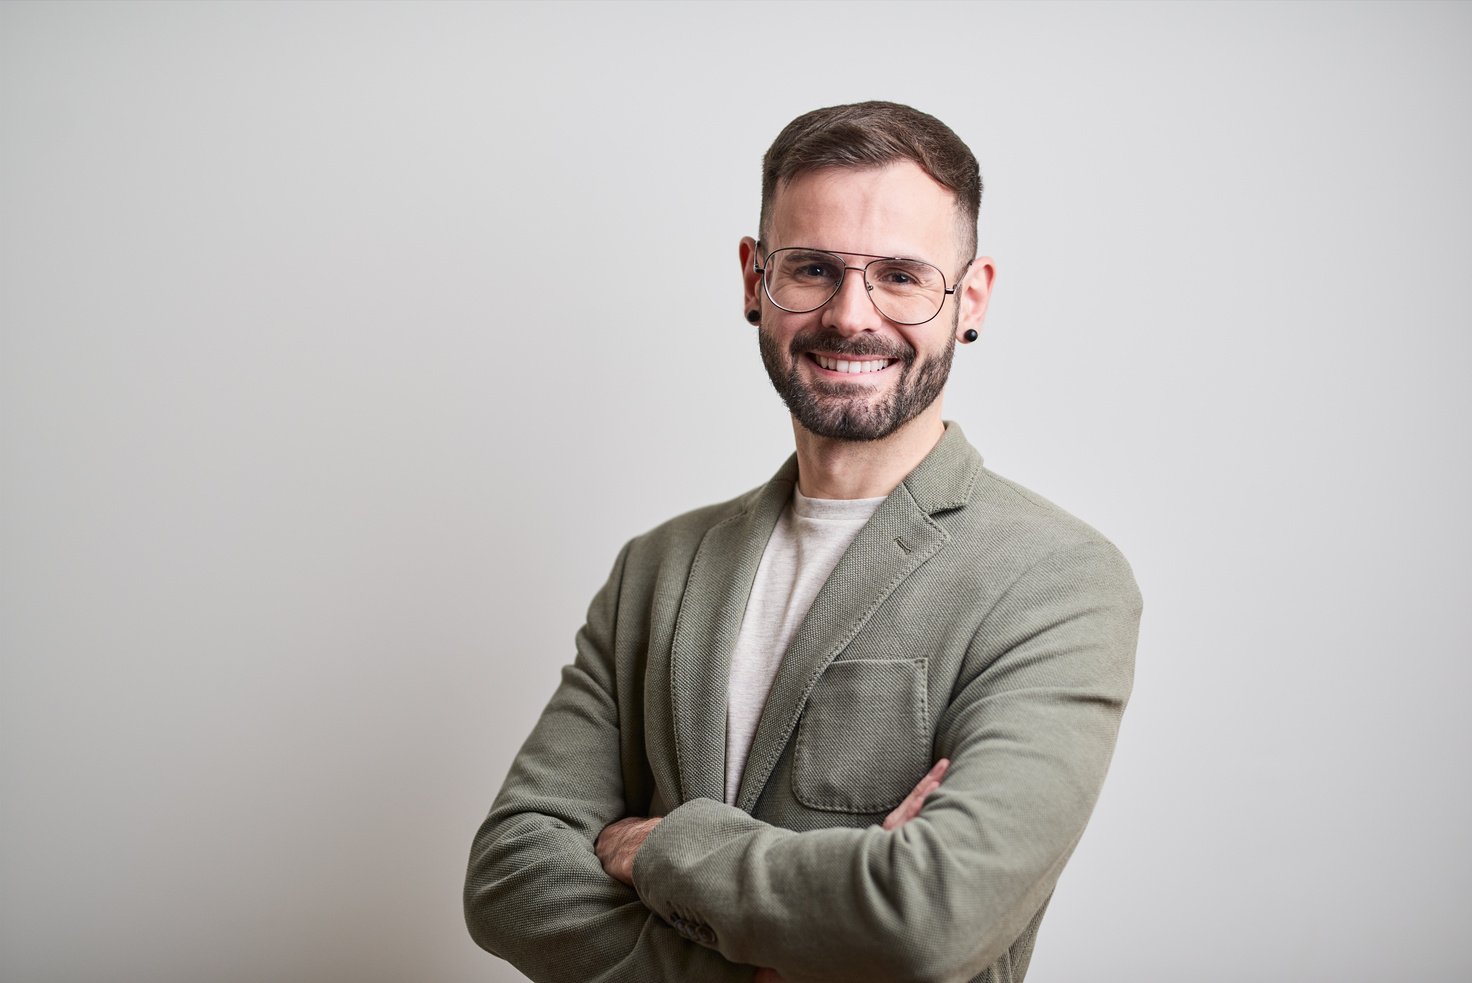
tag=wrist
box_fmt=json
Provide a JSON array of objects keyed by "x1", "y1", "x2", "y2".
[{"x1": 628, "y1": 817, "x2": 661, "y2": 885}]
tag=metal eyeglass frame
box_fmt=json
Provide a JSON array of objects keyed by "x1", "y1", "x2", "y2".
[{"x1": 753, "y1": 242, "x2": 970, "y2": 326}]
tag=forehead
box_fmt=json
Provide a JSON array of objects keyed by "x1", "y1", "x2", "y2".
[{"x1": 767, "y1": 160, "x2": 962, "y2": 262}]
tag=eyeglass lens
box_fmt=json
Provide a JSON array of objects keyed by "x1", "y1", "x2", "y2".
[{"x1": 763, "y1": 248, "x2": 947, "y2": 325}]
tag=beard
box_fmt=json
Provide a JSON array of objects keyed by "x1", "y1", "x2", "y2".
[{"x1": 758, "y1": 318, "x2": 957, "y2": 442}]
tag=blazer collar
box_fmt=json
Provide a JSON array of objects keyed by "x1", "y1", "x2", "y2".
[
  {"x1": 899, "y1": 420, "x2": 984, "y2": 515},
  {"x1": 667, "y1": 421, "x2": 982, "y2": 809}
]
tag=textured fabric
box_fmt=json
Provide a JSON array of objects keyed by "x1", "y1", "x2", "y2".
[
  {"x1": 725, "y1": 489, "x2": 885, "y2": 804},
  {"x1": 464, "y1": 422, "x2": 1143, "y2": 983}
]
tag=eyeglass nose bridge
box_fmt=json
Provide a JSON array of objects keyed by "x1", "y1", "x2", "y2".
[{"x1": 835, "y1": 264, "x2": 877, "y2": 295}]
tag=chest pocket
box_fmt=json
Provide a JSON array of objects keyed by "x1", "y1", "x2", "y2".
[{"x1": 792, "y1": 657, "x2": 930, "y2": 813}]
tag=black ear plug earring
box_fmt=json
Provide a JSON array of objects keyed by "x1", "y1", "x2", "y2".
[
  {"x1": 746, "y1": 310, "x2": 761, "y2": 324},
  {"x1": 962, "y1": 329, "x2": 978, "y2": 343}
]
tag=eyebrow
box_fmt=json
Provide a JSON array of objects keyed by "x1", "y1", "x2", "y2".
[{"x1": 770, "y1": 245, "x2": 940, "y2": 265}]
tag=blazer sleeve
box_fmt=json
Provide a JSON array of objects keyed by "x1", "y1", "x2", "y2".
[
  {"x1": 464, "y1": 541, "x2": 756, "y2": 983},
  {"x1": 630, "y1": 539, "x2": 1143, "y2": 983}
]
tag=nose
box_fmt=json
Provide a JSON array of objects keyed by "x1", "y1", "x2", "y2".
[{"x1": 820, "y1": 266, "x2": 883, "y2": 335}]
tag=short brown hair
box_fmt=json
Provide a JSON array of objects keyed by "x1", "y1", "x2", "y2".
[{"x1": 759, "y1": 101, "x2": 982, "y2": 261}]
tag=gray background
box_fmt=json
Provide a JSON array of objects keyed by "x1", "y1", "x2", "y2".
[{"x1": 2, "y1": 2, "x2": 1468, "y2": 981}]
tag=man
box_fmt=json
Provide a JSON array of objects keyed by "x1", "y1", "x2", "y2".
[{"x1": 465, "y1": 101, "x2": 1142, "y2": 983}]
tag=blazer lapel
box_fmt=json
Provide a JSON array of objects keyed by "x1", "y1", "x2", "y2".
[
  {"x1": 735, "y1": 422, "x2": 983, "y2": 811},
  {"x1": 667, "y1": 458, "x2": 796, "y2": 804}
]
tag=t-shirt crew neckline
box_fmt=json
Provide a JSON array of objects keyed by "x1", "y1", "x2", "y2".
[{"x1": 790, "y1": 487, "x2": 888, "y2": 522}]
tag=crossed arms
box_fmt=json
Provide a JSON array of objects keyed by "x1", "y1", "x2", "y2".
[
  {"x1": 464, "y1": 539, "x2": 1141, "y2": 983},
  {"x1": 593, "y1": 760, "x2": 951, "y2": 982},
  {"x1": 595, "y1": 758, "x2": 950, "y2": 884}
]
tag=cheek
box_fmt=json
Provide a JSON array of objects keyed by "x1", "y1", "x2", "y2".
[
  {"x1": 763, "y1": 312, "x2": 814, "y2": 346},
  {"x1": 899, "y1": 329, "x2": 936, "y2": 357}
]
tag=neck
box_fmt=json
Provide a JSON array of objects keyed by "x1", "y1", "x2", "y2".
[{"x1": 791, "y1": 408, "x2": 946, "y2": 500}]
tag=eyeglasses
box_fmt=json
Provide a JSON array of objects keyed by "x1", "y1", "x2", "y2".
[{"x1": 754, "y1": 244, "x2": 963, "y2": 326}]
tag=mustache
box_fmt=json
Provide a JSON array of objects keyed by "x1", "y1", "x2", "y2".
[{"x1": 787, "y1": 328, "x2": 915, "y2": 362}]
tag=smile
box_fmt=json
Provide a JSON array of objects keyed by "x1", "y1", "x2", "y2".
[{"x1": 809, "y1": 353, "x2": 897, "y2": 375}]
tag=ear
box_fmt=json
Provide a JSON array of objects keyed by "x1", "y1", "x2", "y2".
[
  {"x1": 954, "y1": 257, "x2": 996, "y2": 343},
  {"x1": 739, "y1": 236, "x2": 763, "y2": 323}
]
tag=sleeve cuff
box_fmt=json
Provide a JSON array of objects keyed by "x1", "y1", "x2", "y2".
[{"x1": 632, "y1": 797, "x2": 770, "y2": 952}]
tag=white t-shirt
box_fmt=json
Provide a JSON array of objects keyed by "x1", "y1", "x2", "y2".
[{"x1": 724, "y1": 488, "x2": 886, "y2": 805}]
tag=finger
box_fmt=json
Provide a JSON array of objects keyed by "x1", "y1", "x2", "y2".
[
  {"x1": 917, "y1": 759, "x2": 952, "y2": 802},
  {"x1": 913, "y1": 761, "x2": 950, "y2": 802},
  {"x1": 922, "y1": 758, "x2": 950, "y2": 785},
  {"x1": 905, "y1": 761, "x2": 947, "y2": 804},
  {"x1": 883, "y1": 786, "x2": 926, "y2": 830},
  {"x1": 883, "y1": 759, "x2": 952, "y2": 830},
  {"x1": 882, "y1": 797, "x2": 913, "y2": 831}
]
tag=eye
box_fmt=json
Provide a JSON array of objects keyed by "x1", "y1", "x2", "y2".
[
  {"x1": 777, "y1": 251, "x2": 843, "y2": 283},
  {"x1": 872, "y1": 260, "x2": 940, "y2": 291}
]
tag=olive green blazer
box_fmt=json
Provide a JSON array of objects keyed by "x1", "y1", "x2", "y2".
[{"x1": 466, "y1": 422, "x2": 1142, "y2": 983}]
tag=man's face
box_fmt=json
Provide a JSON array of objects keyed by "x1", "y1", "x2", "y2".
[{"x1": 741, "y1": 161, "x2": 991, "y2": 443}]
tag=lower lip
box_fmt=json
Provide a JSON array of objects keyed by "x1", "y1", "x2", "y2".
[{"x1": 805, "y1": 354, "x2": 896, "y2": 379}]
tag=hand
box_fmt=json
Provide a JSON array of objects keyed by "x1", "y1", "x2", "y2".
[
  {"x1": 882, "y1": 758, "x2": 950, "y2": 831},
  {"x1": 594, "y1": 815, "x2": 661, "y2": 887},
  {"x1": 753, "y1": 968, "x2": 787, "y2": 982}
]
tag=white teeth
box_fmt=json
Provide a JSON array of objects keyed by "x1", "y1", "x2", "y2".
[{"x1": 815, "y1": 354, "x2": 890, "y2": 374}]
